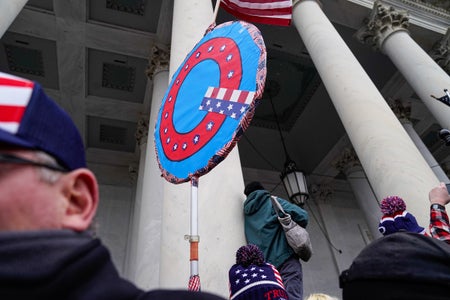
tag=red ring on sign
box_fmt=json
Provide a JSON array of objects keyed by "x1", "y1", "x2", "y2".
[{"x1": 159, "y1": 37, "x2": 243, "y2": 161}]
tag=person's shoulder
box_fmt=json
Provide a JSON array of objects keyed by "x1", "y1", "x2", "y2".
[{"x1": 140, "y1": 289, "x2": 227, "y2": 300}]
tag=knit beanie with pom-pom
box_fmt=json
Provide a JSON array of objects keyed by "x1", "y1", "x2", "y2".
[
  {"x1": 378, "y1": 196, "x2": 425, "y2": 236},
  {"x1": 228, "y1": 244, "x2": 287, "y2": 300}
]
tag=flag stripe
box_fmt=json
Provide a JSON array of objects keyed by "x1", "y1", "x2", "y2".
[
  {"x1": 0, "y1": 122, "x2": 19, "y2": 133},
  {"x1": 211, "y1": 87, "x2": 220, "y2": 98},
  {"x1": 224, "y1": 0, "x2": 292, "y2": 10},
  {"x1": 221, "y1": 0, "x2": 292, "y2": 26},
  {"x1": 0, "y1": 105, "x2": 27, "y2": 122},
  {"x1": 0, "y1": 86, "x2": 33, "y2": 106},
  {"x1": 205, "y1": 86, "x2": 214, "y2": 97},
  {"x1": 224, "y1": 88, "x2": 234, "y2": 101},
  {"x1": 221, "y1": 6, "x2": 291, "y2": 26},
  {"x1": 237, "y1": 90, "x2": 250, "y2": 103},
  {"x1": 222, "y1": 1, "x2": 291, "y2": 15},
  {"x1": 0, "y1": 72, "x2": 34, "y2": 134},
  {"x1": 188, "y1": 275, "x2": 201, "y2": 291},
  {"x1": 0, "y1": 75, "x2": 34, "y2": 88},
  {"x1": 217, "y1": 87, "x2": 227, "y2": 99}
]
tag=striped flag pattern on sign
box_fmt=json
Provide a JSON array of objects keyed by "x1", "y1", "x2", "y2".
[
  {"x1": 220, "y1": 0, "x2": 293, "y2": 26},
  {"x1": 0, "y1": 73, "x2": 34, "y2": 134},
  {"x1": 199, "y1": 86, "x2": 255, "y2": 119}
]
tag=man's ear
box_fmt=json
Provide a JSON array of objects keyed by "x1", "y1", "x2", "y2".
[{"x1": 61, "y1": 168, "x2": 99, "y2": 232}]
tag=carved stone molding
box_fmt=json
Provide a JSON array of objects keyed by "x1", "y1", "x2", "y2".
[
  {"x1": 442, "y1": 163, "x2": 450, "y2": 179},
  {"x1": 332, "y1": 148, "x2": 361, "y2": 174},
  {"x1": 309, "y1": 182, "x2": 334, "y2": 202},
  {"x1": 417, "y1": 0, "x2": 450, "y2": 12},
  {"x1": 135, "y1": 117, "x2": 149, "y2": 146},
  {"x1": 128, "y1": 164, "x2": 138, "y2": 184},
  {"x1": 146, "y1": 45, "x2": 170, "y2": 80},
  {"x1": 388, "y1": 98, "x2": 412, "y2": 121},
  {"x1": 430, "y1": 28, "x2": 450, "y2": 75},
  {"x1": 351, "y1": 0, "x2": 449, "y2": 33},
  {"x1": 355, "y1": 1, "x2": 410, "y2": 51}
]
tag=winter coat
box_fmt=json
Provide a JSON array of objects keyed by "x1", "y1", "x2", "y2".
[
  {"x1": 0, "y1": 229, "x2": 225, "y2": 300},
  {"x1": 243, "y1": 189, "x2": 308, "y2": 268}
]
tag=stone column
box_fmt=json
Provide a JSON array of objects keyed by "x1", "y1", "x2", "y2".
[
  {"x1": 356, "y1": 1, "x2": 450, "y2": 130},
  {"x1": 292, "y1": 0, "x2": 439, "y2": 227},
  {"x1": 332, "y1": 148, "x2": 382, "y2": 240},
  {"x1": 390, "y1": 99, "x2": 450, "y2": 184},
  {"x1": 159, "y1": 1, "x2": 246, "y2": 296},
  {"x1": 430, "y1": 28, "x2": 450, "y2": 75},
  {"x1": 0, "y1": 0, "x2": 28, "y2": 38},
  {"x1": 126, "y1": 46, "x2": 169, "y2": 289}
]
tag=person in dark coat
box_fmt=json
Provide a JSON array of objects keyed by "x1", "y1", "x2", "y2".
[{"x1": 243, "y1": 181, "x2": 308, "y2": 300}]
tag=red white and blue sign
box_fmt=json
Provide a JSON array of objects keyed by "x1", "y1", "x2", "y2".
[{"x1": 154, "y1": 21, "x2": 266, "y2": 183}]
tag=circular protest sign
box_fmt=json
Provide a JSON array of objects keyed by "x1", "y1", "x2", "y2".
[{"x1": 154, "y1": 21, "x2": 266, "y2": 183}]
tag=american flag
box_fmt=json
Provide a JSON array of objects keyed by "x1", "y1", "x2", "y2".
[
  {"x1": 199, "y1": 86, "x2": 254, "y2": 119},
  {"x1": 229, "y1": 263, "x2": 286, "y2": 300},
  {"x1": 0, "y1": 72, "x2": 34, "y2": 134},
  {"x1": 220, "y1": 0, "x2": 293, "y2": 26},
  {"x1": 188, "y1": 274, "x2": 201, "y2": 292}
]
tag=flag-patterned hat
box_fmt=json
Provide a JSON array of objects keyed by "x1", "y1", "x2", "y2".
[
  {"x1": 0, "y1": 72, "x2": 86, "y2": 171},
  {"x1": 228, "y1": 244, "x2": 288, "y2": 300}
]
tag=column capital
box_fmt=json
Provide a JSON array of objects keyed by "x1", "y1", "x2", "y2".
[
  {"x1": 442, "y1": 163, "x2": 450, "y2": 178},
  {"x1": 332, "y1": 147, "x2": 361, "y2": 175},
  {"x1": 135, "y1": 117, "x2": 149, "y2": 146},
  {"x1": 430, "y1": 28, "x2": 450, "y2": 75},
  {"x1": 128, "y1": 164, "x2": 138, "y2": 184},
  {"x1": 355, "y1": 1, "x2": 410, "y2": 51},
  {"x1": 146, "y1": 45, "x2": 170, "y2": 80},
  {"x1": 309, "y1": 182, "x2": 334, "y2": 202},
  {"x1": 388, "y1": 98, "x2": 411, "y2": 122}
]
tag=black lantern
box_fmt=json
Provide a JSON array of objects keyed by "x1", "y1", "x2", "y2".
[
  {"x1": 280, "y1": 160, "x2": 309, "y2": 207},
  {"x1": 266, "y1": 81, "x2": 309, "y2": 207}
]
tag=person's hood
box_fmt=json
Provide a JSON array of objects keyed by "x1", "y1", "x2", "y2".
[{"x1": 244, "y1": 189, "x2": 271, "y2": 215}]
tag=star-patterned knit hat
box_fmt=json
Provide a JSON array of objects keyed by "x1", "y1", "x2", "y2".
[
  {"x1": 228, "y1": 244, "x2": 287, "y2": 300},
  {"x1": 378, "y1": 196, "x2": 425, "y2": 236}
]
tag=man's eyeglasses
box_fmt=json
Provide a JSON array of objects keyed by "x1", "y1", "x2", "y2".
[{"x1": 0, "y1": 153, "x2": 69, "y2": 173}]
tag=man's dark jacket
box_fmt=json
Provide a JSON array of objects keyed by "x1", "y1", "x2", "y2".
[{"x1": 0, "y1": 230, "x2": 225, "y2": 300}]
